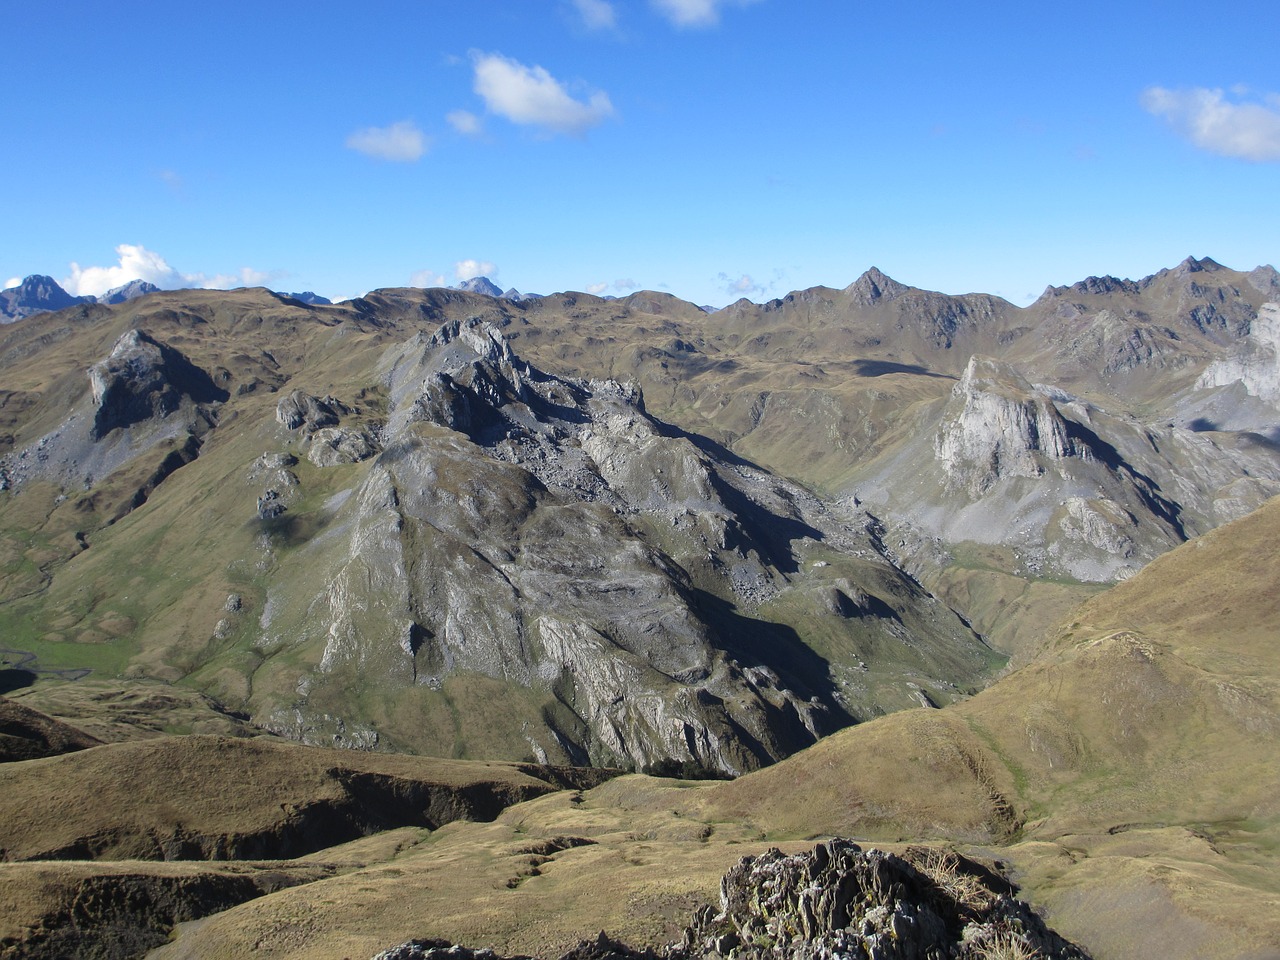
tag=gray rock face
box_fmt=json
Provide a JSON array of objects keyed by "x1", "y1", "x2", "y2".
[
  {"x1": 935, "y1": 357, "x2": 1084, "y2": 496},
  {"x1": 88, "y1": 330, "x2": 185, "y2": 440},
  {"x1": 1196, "y1": 302, "x2": 1280, "y2": 404}
]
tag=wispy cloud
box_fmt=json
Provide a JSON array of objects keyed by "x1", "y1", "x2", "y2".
[
  {"x1": 587, "y1": 278, "x2": 637, "y2": 295},
  {"x1": 61, "y1": 243, "x2": 277, "y2": 298},
  {"x1": 4, "y1": 277, "x2": 20, "y2": 290},
  {"x1": 446, "y1": 110, "x2": 484, "y2": 137},
  {"x1": 571, "y1": 0, "x2": 617, "y2": 30},
  {"x1": 156, "y1": 168, "x2": 184, "y2": 195},
  {"x1": 651, "y1": 0, "x2": 760, "y2": 28},
  {"x1": 1141, "y1": 86, "x2": 1280, "y2": 162},
  {"x1": 472, "y1": 52, "x2": 613, "y2": 136},
  {"x1": 410, "y1": 269, "x2": 448, "y2": 288},
  {"x1": 345, "y1": 120, "x2": 429, "y2": 162},
  {"x1": 719, "y1": 272, "x2": 766, "y2": 298}
]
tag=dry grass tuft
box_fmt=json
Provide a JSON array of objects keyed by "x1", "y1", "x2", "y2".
[
  {"x1": 973, "y1": 930, "x2": 1043, "y2": 960},
  {"x1": 914, "y1": 847, "x2": 993, "y2": 912}
]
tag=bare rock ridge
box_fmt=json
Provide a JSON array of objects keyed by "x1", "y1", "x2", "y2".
[{"x1": 374, "y1": 840, "x2": 1089, "y2": 960}]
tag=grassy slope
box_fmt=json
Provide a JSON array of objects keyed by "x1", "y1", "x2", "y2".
[{"x1": 696, "y1": 496, "x2": 1280, "y2": 959}]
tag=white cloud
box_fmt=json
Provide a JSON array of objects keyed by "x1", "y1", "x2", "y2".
[
  {"x1": 472, "y1": 52, "x2": 613, "y2": 136},
  {"x1": 1141, "y1": 86, "x2": 1280, "y2": 162},
  {"x1": 61, "y1": 243, "x2": 277, "y2": 298},
  {"x1": 4, "y1": 277, "x2": 19, "y2": 290},
  {"x1": 586, "y1": 282, "x2": 609, "y2": 295},
  {"x1": 651, "y1": 0, "x2": 759, "y2": 28},
  {"x1": 613, "y1": 278, "x2": 637, "y2": 291},
  {"x1": 446, "y1": 109, "x2": 484, "y2": 137},
  {"x1": 410, "y1": 269, "x2": 449, "y2": 288},
  {"x1": 454, "y1": 259, "x2": 497, "y2": 281},
  {"x1": 344, "y1": 120, "x2": 429, "y2": 162},
  {"x1": 572, "y1": 0, "x2": 617, "y2": 29}
]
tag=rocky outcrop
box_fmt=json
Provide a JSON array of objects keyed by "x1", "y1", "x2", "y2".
[
  {"x1": 88, "y1": 330, "x2": 184, "y2": 439},
  {"x1": 1196, "y1": 302, "x2": 1280, "y2": 404},
  {"x1": 88, "y1": 329, "x2": 226, "y2": 440},
  {"x1": 935, "y1": 357, "x2": 1085, "y2": 496},
  {"x1": 276, "y1": 389, "x2": 380, "y2": 466},
  {"x1": 275, "y1": 390, "x2": 342, "y2": 433},
  {"x1": 373, "y1": 840, "x2": 1089, "y2": 960}
]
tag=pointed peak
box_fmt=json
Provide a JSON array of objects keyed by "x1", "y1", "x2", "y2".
[
  {"x1": 1247, "y1": 264, "x2": 1280, "y2": 296},
  {"x1": 1, "y1": 274, "x2": 87, "y2": 322},
  {"x1": 1176, "y1": 255, "x2": 1224, "y2": 275},
  {"x1": 98, "y1": 279, "x2": 161, "y2": 305},
  {"x1": 455, "y1": 276, "x2": 503, "y2": 298},
  {"x1": 845, "y1": 267, "x2": 908, "y2": 304}
]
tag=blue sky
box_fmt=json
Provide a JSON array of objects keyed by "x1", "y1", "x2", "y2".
[{"x1": 4, "y1": 0, "x2": 1279, "y2": 306}]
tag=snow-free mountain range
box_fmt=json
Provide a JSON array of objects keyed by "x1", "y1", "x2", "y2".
[{"x1": 1, "y1": 256, "x2": 1278, "y2": 960}]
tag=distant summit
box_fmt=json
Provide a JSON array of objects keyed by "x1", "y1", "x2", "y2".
[
  {"x1": 845, "y1": 266, "x2": 909, "y2": 304},
  {"x1": 455, "y1": 276, "x2": 504, "y2": 297},
  {"x1": 1, "y1": 275, "x2": 159, "y2": 323},
  {"x1": 452, "y1": 276, "x2": 541, "y2": 302},
  {"x1": 98, "y1": 279, "x2": 161, "y2": 304},
  {"x1": 1, "y1": 275, "x2": 87, "y2": 323},
  {"x1": 279, "y1": 291, "x2": 332, "y2": 306}
]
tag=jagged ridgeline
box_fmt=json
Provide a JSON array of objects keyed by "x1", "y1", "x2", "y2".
[
  {"x1": 1, "y1": 256, "x2": 1278, "y2": 772},
  {"x1": 0, "y1": 288, "x2": 997, "y2": 774}
]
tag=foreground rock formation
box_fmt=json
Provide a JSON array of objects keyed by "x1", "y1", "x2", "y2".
[{"x1": 375, "y1": 840, "x2": 1088, "y2": 960}]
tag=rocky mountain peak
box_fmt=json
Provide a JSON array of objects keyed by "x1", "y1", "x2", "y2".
[
  {"x1": 0, "y1": 274, "x2": 87, "y2": 323},
  {"x1": 1174, "y1": 255, "x2": 1224, "y2": 276},
  {"x1": 1247, "y1": 264, "x2": 1280, "y2": 296},
  {"x1": 455, "y1": 276, "x2": 504, "y2": 298},
  {"x1": 845, "y1": 266, "x2": 908, "y2": 304},
  {"x1": 98, "y1": 279, "x2": 161, "y2": 304}
]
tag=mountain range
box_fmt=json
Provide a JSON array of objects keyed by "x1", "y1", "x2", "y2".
[
  {"x1": 0, "y1": 255, "x2": 1277, "y2": 959},
  {"x1": 0, "y1": 275, "x2": 336, "y2": 324}
]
